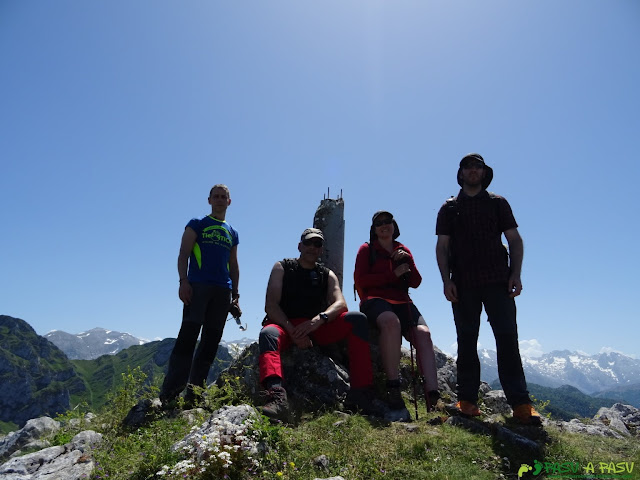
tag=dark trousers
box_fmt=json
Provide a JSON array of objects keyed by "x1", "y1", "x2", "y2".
[
  {"x1": 161, "y1": 284, "x2": 231, "y2": 402},
  {"x1": 258, "y1": 311, "x2": 373, "y2": 389},
  {"x1": 452, "y1": 284, "x2": 530, "y2": 406}
]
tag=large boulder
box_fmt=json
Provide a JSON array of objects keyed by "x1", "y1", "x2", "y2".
[
  {"x1": 157, "y1": 405, "x2": 262, "y2": 478},
  {"x1": 593, "y1": 403, "x2": 640, "y2": 437},
  {"x1": 551, "y1": 403, "x2": 640, "y2": 439},
  {"x1": 217, "y1": 340, "x2": 459, "y2": 419},
  {"x1": 0, "y1": 430, "x2": 102, "y2": 480},
  {"x1": 218, "y1": 342, "x2": 351, "y2": 416},
  {"x1": 0, "y1": 417, "x2": 60, "y2": 462}
]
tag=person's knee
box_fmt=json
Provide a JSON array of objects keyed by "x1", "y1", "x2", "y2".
[
  {"x1": 415, "y1": 325, "x2": 433, "y2": 345},
  {"x1": 259, "y1": 326, "x2": 281, "y2": 353},
  {"x1": 377, "y1": 312, "x2": 401, "y2": 333}
]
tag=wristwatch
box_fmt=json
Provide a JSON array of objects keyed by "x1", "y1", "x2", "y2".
[{"x1": 319, "y1": 312, "x2": 329, "y2": 324}]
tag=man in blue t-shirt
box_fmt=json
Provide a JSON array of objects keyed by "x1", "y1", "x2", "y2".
[{"x1": 160, "y1": 184, "x2": 240, "y2": 407}]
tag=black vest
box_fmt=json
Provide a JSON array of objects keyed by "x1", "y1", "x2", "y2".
[{"x1": 279, "y1": 258, "x2": 329, "y2": 319}]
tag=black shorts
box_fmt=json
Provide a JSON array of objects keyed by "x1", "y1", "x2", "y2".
[{"x1": 360, "y1": 298, "x2": 426, "y2": 337}]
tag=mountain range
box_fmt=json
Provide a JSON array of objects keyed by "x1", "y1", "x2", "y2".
[
  {"x1": 479, "y1": 348, "x2": 640, "y2": 405},
  {"x1": 44, "y1": 326, "x2": 640, "y2": 406},
  {"x1": 44, "y1": 327, "x2": 253, "y2": 361},
  {"x1": 44, "y1": 328, "x2": 145, "y2": 360},
  {"x1": 3, "y1": 315, "x2": 639, "y2": 433}
]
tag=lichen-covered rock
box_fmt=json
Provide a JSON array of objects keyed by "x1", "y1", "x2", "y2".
[
  {"x1": 0, "y1": 417, "x2": 60, "y2": 462},
  {"x1": 0, "y1": 430, "x2": 102, "y2": 480}
]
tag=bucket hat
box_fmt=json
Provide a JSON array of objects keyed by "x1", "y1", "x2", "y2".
[
  {"x1": 370, "y1": 211, "x2": 400, "y2": 242},
  {"x1": 457, "y1": 153, "x2": 493, "y2": 189}
]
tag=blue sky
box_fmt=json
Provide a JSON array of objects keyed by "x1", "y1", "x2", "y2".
[{"x1": 1, "y1": 1, "x2": 638, "y2": 359}]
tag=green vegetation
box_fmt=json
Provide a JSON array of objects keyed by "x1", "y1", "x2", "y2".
[
  {"x1": 43, "y1": 369, "x2": 640, "y2": 480},
  {"x1": 69, "y1": 339, "x2": 232, "y2": 412},
  {"x1": 70, "y1": 340, "x2": 172, "y2": 410},
  {"x1": 0, "y1": 420, "x2": 18, "y2": 434}
]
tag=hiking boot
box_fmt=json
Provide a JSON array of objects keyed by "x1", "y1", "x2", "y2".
[
  {"x1": 386, "y1": 385, "x2": 406, "y2": 411},
  {"x1": 455, "y1": 400, "x2": 482, "y2": 417},
  {"x1": 183, "y1": 392, "x2": 198, "y2": 410},
  {"x1": 426, "y1": 390, "x2": 441, "y2": 412},
  {"x1": 512, "y1": 403, "x2": 542, "y2": 425},
  {"x1": 345, "y1": 386, "x2": 385, "y2": 417},
  {"x1": 260, "y1": 386, "x2": 289, "y2": 422},
  {"x1": 159, "y1": 394, "x2": 178, "y2": 411}
]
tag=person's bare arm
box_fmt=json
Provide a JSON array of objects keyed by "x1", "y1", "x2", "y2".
[
  {"x1": 264, "y1": 262, "x2": 292, "y2": 331},
  {"x1": 228, "y1": 245, "x2": 241, "y2": 315},
  {"x1": 504, "y1": 227, "x2": 523, "y2": 298},
  {"x1": 178, "y1": 227, "x2": 197, "y2": 305},
  {"x1": 436, "y1": 234, "x2": 458, "y2": 303}
]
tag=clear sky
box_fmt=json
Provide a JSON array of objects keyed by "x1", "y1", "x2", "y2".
[{"x1": 1, "y1": 1, "x2": 638, "y2": 359}]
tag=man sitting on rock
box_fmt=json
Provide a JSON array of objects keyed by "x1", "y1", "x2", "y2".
[{"x1": 258, "y1": 228, "x2": 381, "y2": 421}]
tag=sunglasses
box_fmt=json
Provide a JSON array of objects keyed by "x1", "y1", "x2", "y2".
[
  {"x1": 374, "y1": 218, "x2": 393, "y2": 227},
  {"x1": 462, "y1": 162, "x2": 484, "y2": 170},
  {"x1": 302, "y1": 239, "x2": 323, "y2": 248}
]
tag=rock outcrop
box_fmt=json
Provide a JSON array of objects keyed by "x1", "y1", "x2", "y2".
[
  {"x1": 0, "y1": 430, "x2": 102, "y2": 480},
  {"x1": 218, "y1": 340, "x2": 458, "y2": 421},
  {"x1": 0, "y1": 417, "x2": 60, "y2": 462},
  {"x1": 551, "y1": 402, "x2": 640, "y2": 439}
]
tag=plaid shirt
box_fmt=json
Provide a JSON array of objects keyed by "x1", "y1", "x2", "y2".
[{"x1": 436, "y1": 189, "x2": 518, "y2": 288}]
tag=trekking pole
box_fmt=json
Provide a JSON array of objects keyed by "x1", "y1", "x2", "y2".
[
  {"x1": 401, "y1": 271, "x2": 420, "y2": 420},
  {"x1": 409, "y1": 326, "x2": 433, "y2": 413},
  {"x1": 407, "y1": 299, "x2": 434, "y2": 414},
  {"x1": 409, "y1": 337, "x2": 419, "y2": 420}
]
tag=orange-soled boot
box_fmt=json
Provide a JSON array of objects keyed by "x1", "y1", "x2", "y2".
[
  {"x1": 456, "y1": 400, "x2": 482, "y2": 417},
  {"x1": 512, "y1": 403, "x2": 542, "y2": 425}
]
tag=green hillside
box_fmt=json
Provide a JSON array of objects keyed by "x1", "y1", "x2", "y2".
[
  {"x1": 70, "y1": 338, "x2": 233, "y2": 411},
  {"x1": 594, "y1": 384, "x2": 640, "y2": 408},
  {"x1": 0, "y1": 315, "x2": 84, "y2": 429},
  {"x1": 71, "y1": 338, "x2": 175, "y2": 410}
]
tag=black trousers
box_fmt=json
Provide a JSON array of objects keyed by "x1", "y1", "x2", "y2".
[
  {"x1": 161, "y1": 284, "x2": 231, "y2": 402},
  {"x1": 452, "y1": 284, "x2": 530, "y2": 406}
]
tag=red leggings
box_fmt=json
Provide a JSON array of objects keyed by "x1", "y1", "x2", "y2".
[{"x1": 258, "y1": 311, "x2": 373, "y2": 388}]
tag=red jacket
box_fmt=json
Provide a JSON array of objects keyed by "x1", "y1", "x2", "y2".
[{"x1": 354, "y1": 240, "x2": 422, "y2": 304}]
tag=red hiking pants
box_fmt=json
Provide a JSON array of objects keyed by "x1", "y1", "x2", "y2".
[{"x1": 258, "y1": 311, "x2": 373, "y2": 388}]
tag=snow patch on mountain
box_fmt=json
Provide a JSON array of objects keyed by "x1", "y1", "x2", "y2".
[
  {"x1": 479, "y1": 349, "x2": 640, "y2": 394},
  {"x1": 44, "y1": 327, "x2": 147, "y2": 360}
]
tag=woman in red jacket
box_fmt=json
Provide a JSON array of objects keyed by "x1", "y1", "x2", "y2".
[{"x1": 354, "y1": 210, "x2": 439, "y2": 411}]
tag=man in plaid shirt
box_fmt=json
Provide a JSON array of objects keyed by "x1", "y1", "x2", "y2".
[{"x1": 435, "y1": 153, "x2": 540, "y2": 425}]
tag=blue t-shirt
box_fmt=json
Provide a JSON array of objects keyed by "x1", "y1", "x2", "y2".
[{"x1": 186, "y1": 215, "x2": 239, "y2": 288}]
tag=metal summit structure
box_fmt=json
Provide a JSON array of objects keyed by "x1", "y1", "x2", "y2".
[{"x1": 313, "y1": 188, "x2": 345, "y2": 290}]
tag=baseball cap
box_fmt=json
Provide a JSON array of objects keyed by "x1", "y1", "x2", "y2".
[{"x1": 301, "y1": 228, "x2": 324, "y2": 242}]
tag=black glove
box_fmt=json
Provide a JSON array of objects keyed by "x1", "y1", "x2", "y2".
[{"x1": 229, "y1": 301, "x2": 242, "y2": 318}]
